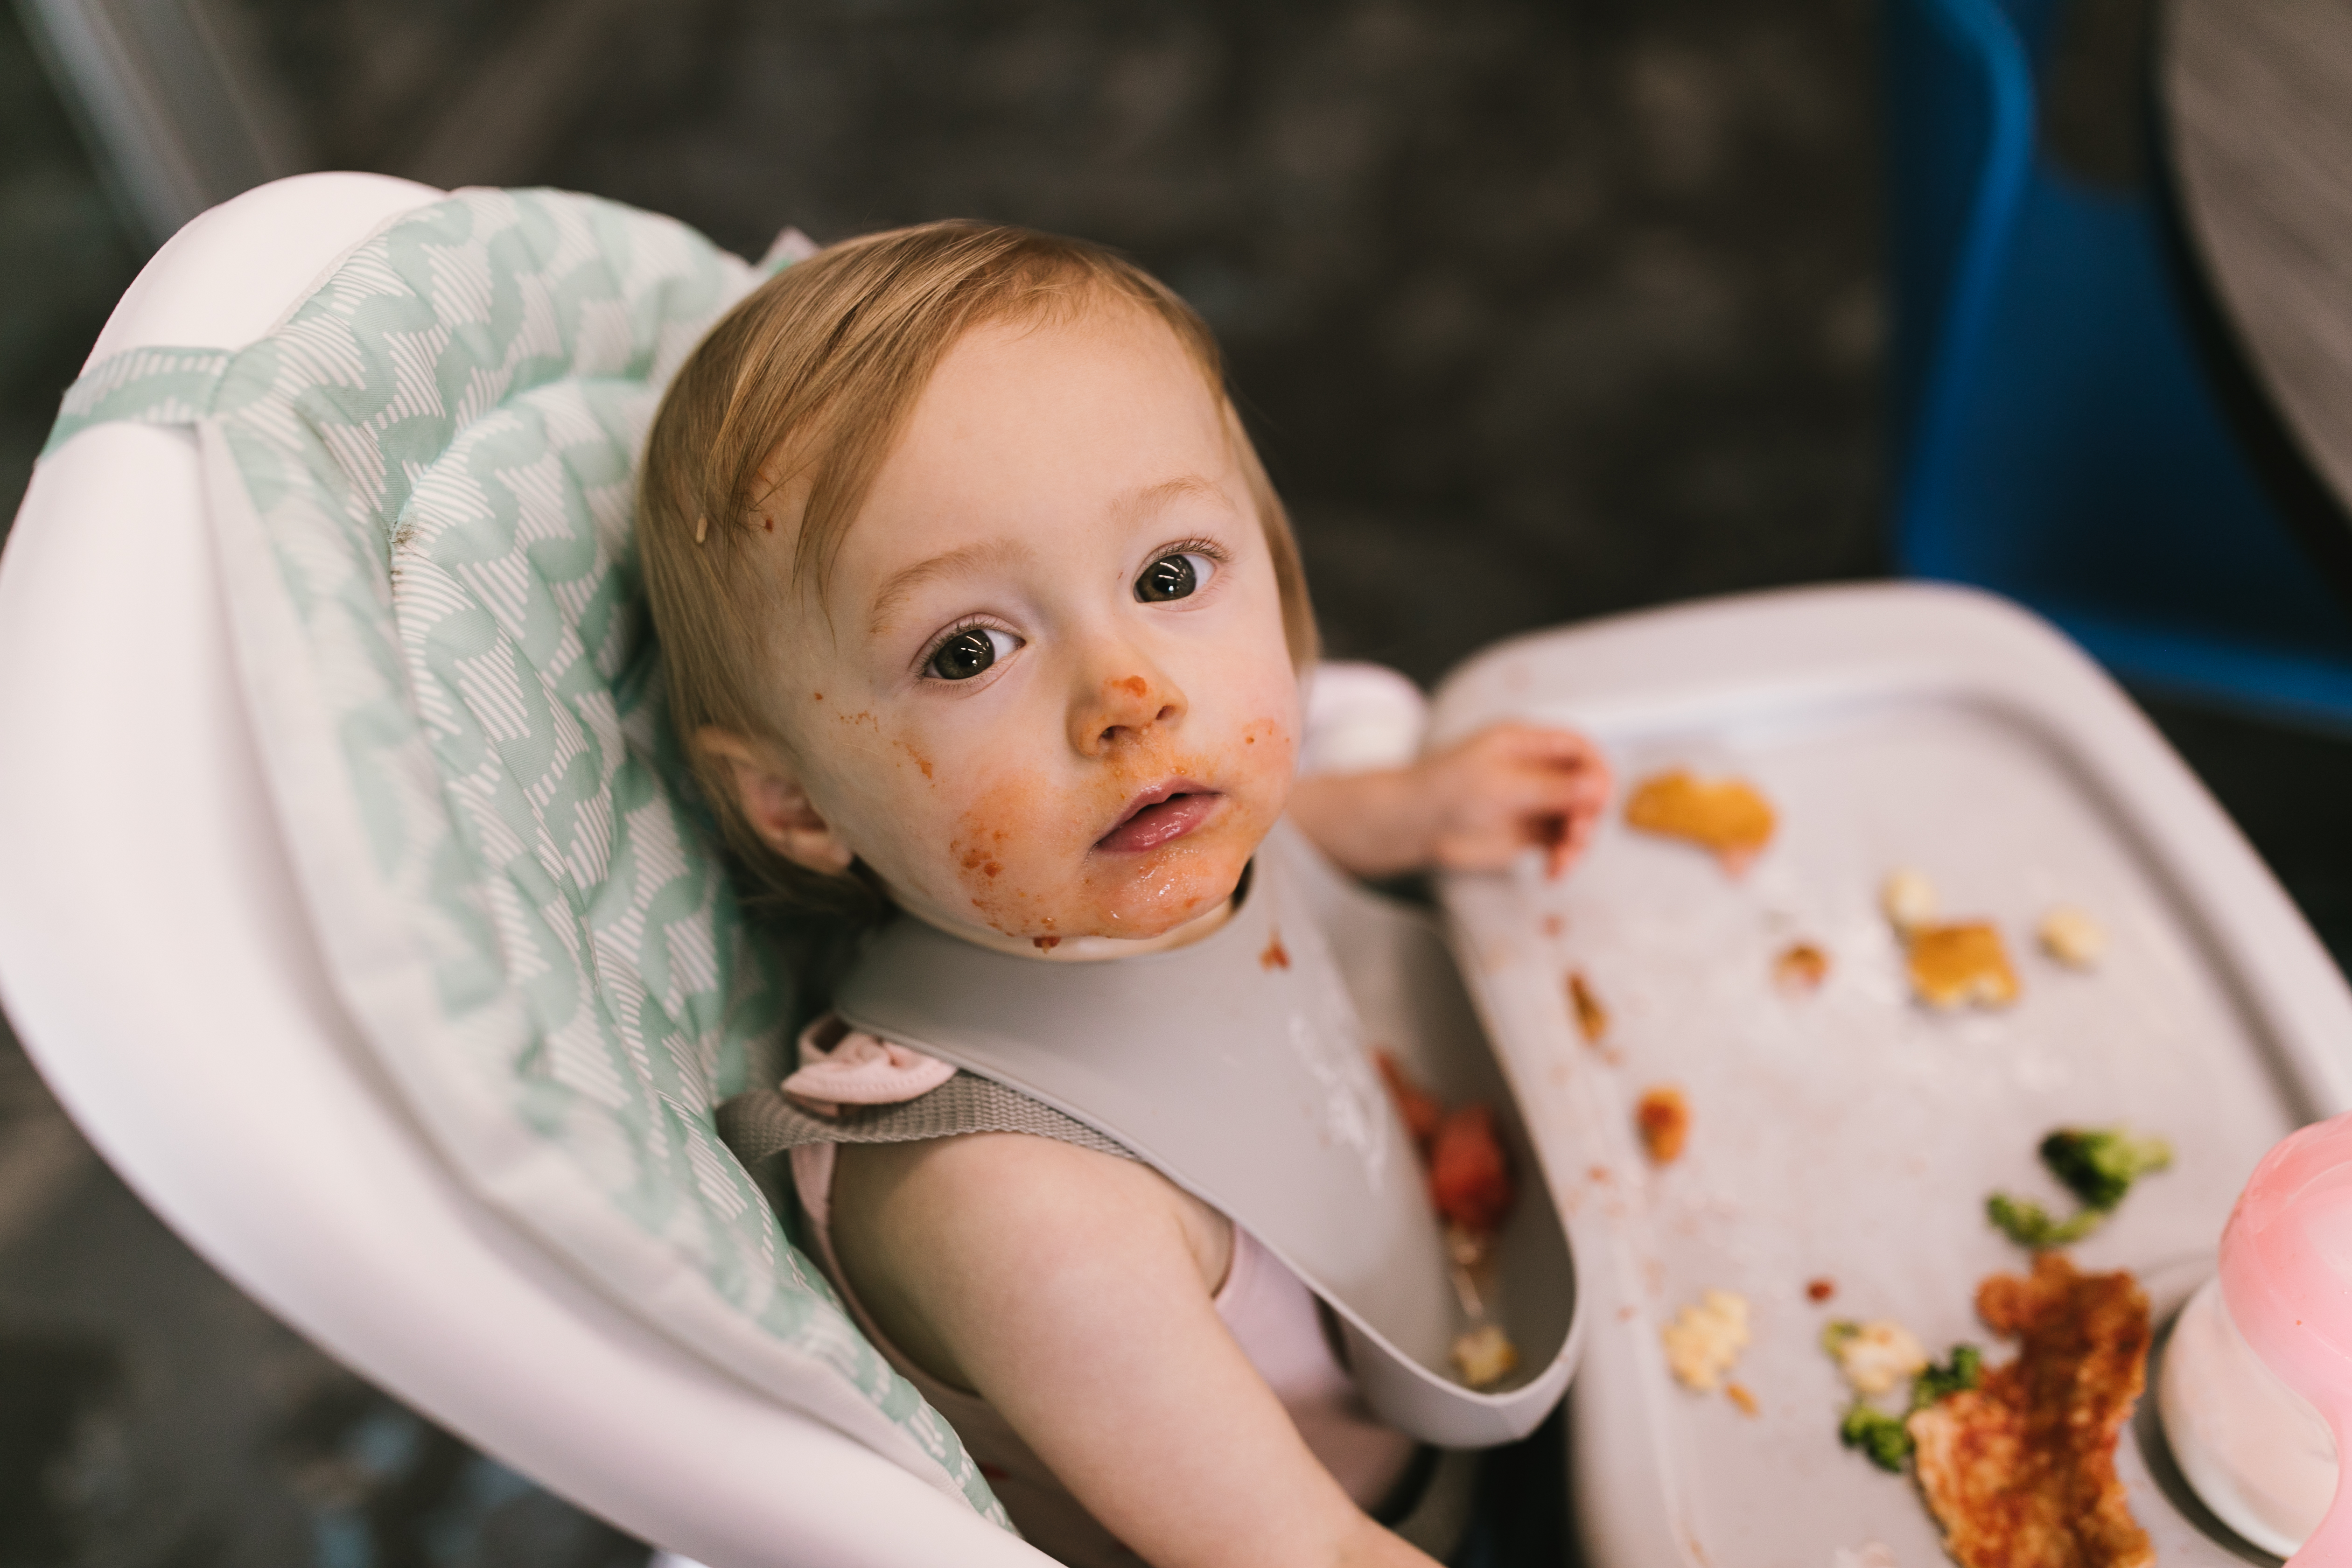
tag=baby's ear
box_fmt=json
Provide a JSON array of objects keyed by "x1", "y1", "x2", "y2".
[{"x1": 693, "y1": 728, "x2": 855, "y2": 875}]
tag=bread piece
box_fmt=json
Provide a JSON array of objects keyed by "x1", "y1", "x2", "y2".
[
  {"x1": 1624, "y1": 770, "x2": 1776, "y2": 872},
  {"x1": 1907, "y1": 1254, "x2": 2153, "y2": 1568}
]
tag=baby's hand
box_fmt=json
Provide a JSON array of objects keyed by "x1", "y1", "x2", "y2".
[
  {"x1": 1289, "y1": 722, "x2": 1611, "y2": 881},
  {"x1": 1414, "y1": 723, "x2": 1611, "y2": 878}
]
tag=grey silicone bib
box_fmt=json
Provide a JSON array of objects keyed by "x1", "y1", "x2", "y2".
[{"x1": 833, "y1": 819, "x2": 1582, "y2": 1447}]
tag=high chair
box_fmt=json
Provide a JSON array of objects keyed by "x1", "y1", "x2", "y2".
[
  {"x1": 0, "y1": 171, "x2": 1462, "y2": 1568},
  {"x1": 17, "y1": 169, "x2": 2350, "y2": 1568}
]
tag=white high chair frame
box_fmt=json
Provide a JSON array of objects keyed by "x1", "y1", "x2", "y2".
[{"x1": 0, "y1": 173, "x2": 1050, "y2": 1568}]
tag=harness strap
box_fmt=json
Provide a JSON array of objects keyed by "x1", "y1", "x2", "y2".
[{"x1": 716, "y1": 1070, "x2": 1137, "y2": 1168}]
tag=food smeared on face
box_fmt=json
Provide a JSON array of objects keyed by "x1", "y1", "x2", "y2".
[{"x1": 738, "y1": 304, "x2": 1306, "y2": 951}]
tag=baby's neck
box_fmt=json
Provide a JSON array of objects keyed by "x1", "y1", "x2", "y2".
[{"x1": 923, "y1": 897, "x2": 1237, "y2": 963}]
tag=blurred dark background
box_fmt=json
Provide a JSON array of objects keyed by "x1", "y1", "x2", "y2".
[{"x1": 0, "y1": 1, "x2": 2345, "y2": 1563}]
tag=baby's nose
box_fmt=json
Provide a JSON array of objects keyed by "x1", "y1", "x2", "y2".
[{"x1": 1074, "y1": 671, "x2": 1185, "y2": 755}]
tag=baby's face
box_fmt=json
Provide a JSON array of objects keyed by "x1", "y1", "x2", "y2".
[{"x1": 760, "y1": 305, "x2": 1302, "y2": 945}]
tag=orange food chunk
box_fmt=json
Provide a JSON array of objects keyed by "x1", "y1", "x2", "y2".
[
  {"x1": 1429, "y1": 1103, "x2": 1516, "y2": 1233},
  {"x1": 1774, "y1": 941, "x2": 1831, "y2": 993},
  {"x1": 1635, "y1": 1086, "x2": 1689, "y2": 1165},
  {"x1": 1568, "y1": 971, "x2": 1610, "y2": 1043},
  {"x1": 1906, "y1": 922, "x2": 2020, "y2": 1010},
  {"x1": 1624, "y1": 770, "x2": 1776, "y2": 872},
  {"x1": 1725, "y1": 1381, "x2": 1760, "y2": 1417},
  {"x1": 1375, "y1": 1051, "x2": 1443, "y2": 1152}
]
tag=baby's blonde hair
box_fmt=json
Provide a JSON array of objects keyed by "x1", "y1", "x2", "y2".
[{"x1": 639, "y1": 219, "x2": 1317, "y2": 917}]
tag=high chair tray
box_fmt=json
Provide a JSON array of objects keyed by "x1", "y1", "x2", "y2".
[{"x1": 1429, "y1": 583, "x2": 2352, "y2": 1568}]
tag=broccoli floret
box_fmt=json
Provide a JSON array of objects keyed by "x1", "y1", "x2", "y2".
[
  {"x1": 1910, "y1": 1344, "x2": 1982, "y2": 1412},
  {"x1": 2039, "y1": 1127, "x2": 2173, "y2": 1211},
  {"x1": 1840, "y1": 1402, "x2": 1913, "y2": 1472},
  {"x1": 1986, "y1": 1191, "x2": 2105, "y2": 1248}
]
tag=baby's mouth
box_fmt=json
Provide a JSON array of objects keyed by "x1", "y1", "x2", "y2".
[{"x1": 1095, "y1": 781, "x2": 1223, "y2": 854}]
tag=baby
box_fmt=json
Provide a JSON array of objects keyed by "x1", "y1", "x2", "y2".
[{"x1": 641, "y1": 222, "x2": 1609, "y2": 1568}]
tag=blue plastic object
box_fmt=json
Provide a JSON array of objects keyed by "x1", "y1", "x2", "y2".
[{"x1": 1887, "y1": 0, "x2": 2352, "y2": 729}]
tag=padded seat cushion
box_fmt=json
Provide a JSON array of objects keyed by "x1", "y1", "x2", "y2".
[{"x1": 43, "y1": 187, "x2": 1007, "y2": 1525}]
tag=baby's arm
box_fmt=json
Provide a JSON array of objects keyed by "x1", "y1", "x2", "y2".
[
  {"x1": 1289, "y1": 721, "x2": 1611, "y2": 880},
  {"x1": 830, "y1": 1134, "x2": 1441, "y2": 1568}
]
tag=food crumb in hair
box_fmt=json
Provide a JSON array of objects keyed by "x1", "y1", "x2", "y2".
[
  {"x1": 1568, "y1": 971, "x2": 1610, "y2": 1043},
  {"x1": 2037, "y1": 906, "x2": 2105, "y2": 968},
  {"x1": 1636, "y1": 1086, "x2": 1691, "y2": 1165}
]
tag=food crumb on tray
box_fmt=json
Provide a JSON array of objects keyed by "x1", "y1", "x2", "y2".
[
  {"x1": 1635, "y1": 1086, "x2": 1690, "y2": 1164},
  {"x1": 1567, "y1": 970, "x2": 1610, "y2": 1043},
  {"x1": 1881, "y1": 868, "x2": 1937, "y2": 932},
  {"x1": 2037, "y1": 904, "x2": 2105, "y2": 968},
  {"x1": 1806, "y1": 1277, "x2": 1836, "y2": 1303},
  {"x1": 1773, "y1": 941, "x2": 1830, "y2": 993},
  {"x1": 1904, "y1": 921, "x2": 2020, "y2": 1010},
  {"x1": 1662, "y1": 1288, "x2": 1750, "y2": 1393},
  {"x1": 1450, "y1": 1323, "x2": 1519, "y2": 1388},
  {"x1": 1624, "y1": 770, "x2": 1776, "y2": 874},
  {"x1": 1908, "y1": 1253, "x2": 2153, "y2": 1568},
  {"x1": 1823, "y1": 1319, "x2": 1930, "y2": 1398},
  {"x1": 1724, "y1": 1381, "x2": 1760, "y2": 1417}
]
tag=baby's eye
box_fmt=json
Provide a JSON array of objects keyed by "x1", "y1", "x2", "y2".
[
  {"x1": 1136, "y1": 552, "x2": 1215, "y2": 603},
  {"x1": 927, "y1": 626, "x2": 1016, "y2": 681}
]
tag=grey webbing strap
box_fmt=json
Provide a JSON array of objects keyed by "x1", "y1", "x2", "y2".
[{"x1": 716, "y1": 1070, "x2": 1138, "y2": 1168}]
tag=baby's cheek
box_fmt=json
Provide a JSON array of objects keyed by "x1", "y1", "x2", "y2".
[{"x1": 945, "y1": 770, "x2": 1088, "y2": 936}]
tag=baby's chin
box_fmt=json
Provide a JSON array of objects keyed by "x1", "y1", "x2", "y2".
[{"x1": 958, "y1": 836, "x2": 1254, "y2": 943}]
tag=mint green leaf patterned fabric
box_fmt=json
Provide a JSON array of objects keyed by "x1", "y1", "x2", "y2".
[{"x1": 44, "y1": 188, "x2": 1008, "y2": 1527}]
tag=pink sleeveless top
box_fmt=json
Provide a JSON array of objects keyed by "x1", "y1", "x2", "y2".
[{"x1": 782, "y1": 1023, "x2": 1418, "y2": 1567}]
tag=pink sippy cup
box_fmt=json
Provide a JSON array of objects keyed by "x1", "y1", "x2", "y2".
[{"x1": 2183, "y1": 1111, "x2": 2352, "y2": 1561}]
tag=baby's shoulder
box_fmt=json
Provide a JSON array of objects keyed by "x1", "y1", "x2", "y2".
[{"x1": 835, "y1": 1132, "x2": 1231, "y2": 1296}]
